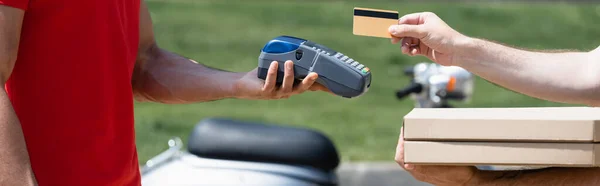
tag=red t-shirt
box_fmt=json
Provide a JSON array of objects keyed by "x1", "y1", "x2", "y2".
[{"x1": 1, "y1": 0, "x2": 141, "y2": 185}]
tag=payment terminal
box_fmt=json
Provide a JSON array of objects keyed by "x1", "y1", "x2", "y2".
[{"x1": 257, "y1": 36, "x2": 371, "y2": 98}]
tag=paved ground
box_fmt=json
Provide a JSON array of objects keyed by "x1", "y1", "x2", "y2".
[{"x1": 336, "y1": 162, "x2": 432, "y2": 186}]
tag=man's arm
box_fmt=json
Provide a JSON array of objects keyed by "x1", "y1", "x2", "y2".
[
  {"x1": 0, "y1": 5, "x2": 37, "y2": 186},
  {"x1": 388, "y1": 12, "x2": 600, "y2": 106},
  {"x1": 132, "y1": 1, "x2": 243, "y2": 103},
  {"x1": 473, "y1": 167, "x2": 600, "y2": 186},
  {"x1": 456, "y1": 39, "x2": 600, "y2": 106},
  {"x1": 132, "y1": 1, "x2": 324, "y2": 103}
]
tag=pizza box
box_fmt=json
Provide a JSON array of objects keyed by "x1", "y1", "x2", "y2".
[
  {"x1": 403, "y1": 107, "x2": 600, "y2": 142},
  {"x1": 403, "y1": 141, "x2": 600, "y2": 167}
]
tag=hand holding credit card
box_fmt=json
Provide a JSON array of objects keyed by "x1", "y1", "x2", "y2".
[{"x1": 353, "y1": 7, "x2": 399, "y2": 38}]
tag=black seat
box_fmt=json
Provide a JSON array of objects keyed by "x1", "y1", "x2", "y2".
[{"x1": 187, "y1": 117, "x2": 340, "y2": 172}]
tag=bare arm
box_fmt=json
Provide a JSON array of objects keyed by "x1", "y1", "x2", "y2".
[
  {"x1": 132, "y1": 1, "x2": 325, "y2": 103},
  {"x1": 0, "y1": 5, "x2": 37, "y2": 186},
  {"x1": 132, "y1": 1, "x2": 243, "y2": 103},
  {"x1": 457, "y1": 39, "x2": 600, "y2": 106},
  {"x1": 473, "y1": 167, "x2": 600, "y2": 186},
  {"x1": 389, "y1": 12, "x2": 600, "y2": 106}
]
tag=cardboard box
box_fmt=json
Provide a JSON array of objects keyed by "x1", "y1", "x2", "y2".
[
  {"x1": 403, "y1": 107, "x2": 600, "y2": 142},
  {"x1": 404, "y1": 141, "x2": 600, "y2": 167}
]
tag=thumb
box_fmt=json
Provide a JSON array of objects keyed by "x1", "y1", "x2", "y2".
[{"x1": 388, "y1": 24, "x2": 427, "y2": 39}]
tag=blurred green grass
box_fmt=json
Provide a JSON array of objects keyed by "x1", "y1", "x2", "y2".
[{"x1": 135, "y1": 0, "x2": 600, "y2": 164}]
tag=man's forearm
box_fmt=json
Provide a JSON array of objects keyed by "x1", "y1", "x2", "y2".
[
  {"x1": 0, "y1": 90, "x2": 36, "y2": 185},
  {"x1": 455, "y1": 38, "x2": 600, "y2": 105},
  {"x1": 132, "y1": 45, "x2": 245, "y2": 104},
  {"x1": 473, "y1": 167, "x2": 600, "y2": 186}
]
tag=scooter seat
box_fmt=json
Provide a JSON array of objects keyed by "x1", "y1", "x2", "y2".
[{"x1": 187, "y1": 117, "x2": 340, "y2": 172}]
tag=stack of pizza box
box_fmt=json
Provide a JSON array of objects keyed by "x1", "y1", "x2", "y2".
[{"x1": 402, "y1": 107, "x2": 600, "y2": 167}]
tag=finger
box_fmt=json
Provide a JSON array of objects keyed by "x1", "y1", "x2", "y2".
[
  {"x1": 398, "y1": 127, "x2": 416, "y2": 170},
  {"x1": 309, "y1": 84, "x2": 328, "y2": 92},
  {"x1": 401, "y1": 37, "x2": 420, "y2": 55},
  {"x1": 294, "y1": 72, "x2": 318, "y2": 93},
  {"x1": 408, "y1": 38, "x2": 421, "y2": 56},
  {"x1": 391, "y1": 37, "x2": 401, "y2": 44},
  {"x1": 310, "y1": 83, "x2": 334, "y2": 95},
  {"x1": 395, "y1": 127, "x2": 406, "y2": 167},
  {"x1": 402, "y1": 44, "x2": 420, "y2": 57},
  {"x1": 404, "y1": 37, "x2": 420, "y2": 48},
  {"x1": 401, "y1": 44, "x2": 409, "y2": 55},
  {"x1": 388, "y1": 24, "x2": 427, "y2": 39},
  {"x1": 392, "y1": 12, "x2": 425, "y2": 45},
  {"x1": 410, "y1": 47, "x2": 421, "y2": 57},
  {"x1": 262, "y1": 61, "x2": 278, "y2": 92},
  {"x1": 280, "y1": 60, "x2": 295, "y2": 94},
  {"x1": 400, "y1": 38, "x2": 410, "y2": 54},
  {"x1": 398, "y1": 12, "x2": 426, "y2": 25}
]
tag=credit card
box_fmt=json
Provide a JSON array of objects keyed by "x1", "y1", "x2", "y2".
[{"x1": 353, "y1": 7, "x2": 399, "y2": 38}]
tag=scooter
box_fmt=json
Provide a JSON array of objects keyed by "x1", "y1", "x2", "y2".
[
  {"x1": 395, "y1": 62, "x2": 474, "y2": 108},
  {"x1": 140, "y1": 118, "x2": 340, "y2": 186}
]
